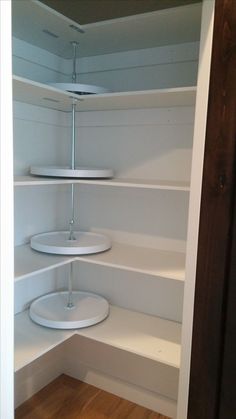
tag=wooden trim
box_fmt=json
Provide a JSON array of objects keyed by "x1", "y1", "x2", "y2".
[
  {"x1": 188, "y1": 0, "x2": 236, "y2": 418},
  {"x1": 219, "y1": 180, "x2": 236, "y2": 418}
]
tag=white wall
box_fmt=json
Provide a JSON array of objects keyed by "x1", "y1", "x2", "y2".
[
  {"x1": 13, "y1": 36, "x2": 199, "y2": 91},
  {"x1": 12, "y1": 37, "x2": 67, "y2": 83}
]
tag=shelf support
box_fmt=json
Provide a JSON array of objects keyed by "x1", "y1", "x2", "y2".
[
  {"x1": 66, "y1": 262, "x2": 74, "y2": 309},
  {"x1": 68, "y1": 99, "x2": 77, "y2": 241},
  {"x1": 68, "y1": 183, "x2": 76, "y2": 241},
  {"x1": 71, "y1": 100, "x2": 77, "y2": 170},
  {"x1": 71, "y1": 41, "x2": 79, "y2": 84}
]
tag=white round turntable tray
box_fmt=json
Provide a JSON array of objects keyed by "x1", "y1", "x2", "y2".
[
  {"x1": 29, "y1": 291, "x2": 109, "y2": 329},
  {"x1": 30, "y1": 166, "x2": 113, "y2": 178},
  {"x1": 49, "y1": 82, "x2": 109, "y2": 95},
  {"x1": 31, "y1": 231, "x2": 112, "y2": 255}
]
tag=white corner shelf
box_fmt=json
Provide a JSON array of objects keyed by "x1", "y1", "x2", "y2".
[
  {"x1": 13, "y1": 75, "x2": 80, "y2": 111},
  {"x1": 15, "y1": 242, "x2": 185, "y2": 282},
  {"x1": 76, "y1": 242, "x2": 185, "y2": 281},
  {"x1": 13, "y1": 75, "x2": 196, "y2": 111},
  {"x1": 14, "y1": 245, "x2": 75, "y2": 281},
  {"x1": 14, "y1": 176, "x2": 190, "y2": 192},
  {"x1": 15, "y1": 309, "x2": 72, "y2": 372},
  {"x1": 76, "y1": 87, "x2": 196, "y2": 111},
  {"x1": 15, "y1": 305, "x2": 181, "y2": 372}
]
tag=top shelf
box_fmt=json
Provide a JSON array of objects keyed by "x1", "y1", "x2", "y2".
[
  {"x1": 13, "y1": 75, "x2": 196, "y2": 112},
  {"x1": 12, "y1": 1, "x2": 202, "y2": 58}
]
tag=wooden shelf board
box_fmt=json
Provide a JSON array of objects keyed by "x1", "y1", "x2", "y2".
[
  {"x1": 14, "y1": 309, "x2": 72, "y2": 372},
  {"x1": 14, "y1": 176, "x2": 190, "y2": 191},
  {"x1": 77, "y1": 242, "x2": 185, "y2": 281},
  {"x1": 15, "y1": 245, "x2": 75, "y2": 281},
  {"x1": 15, "y1": 243, "x2": 185, "y2": 282},
  {"x1": 15, "y1": 305, "x2": 181, "y2": 372},
  {"x1": 13, "y1": 76, "x2": 196, "y2": 111},
  {"x1": 13, "y1": 75, "x2": 80, "y2": 112},
  {"x1": 77, "y1": 87, "x2": 196, "y2": 111}
]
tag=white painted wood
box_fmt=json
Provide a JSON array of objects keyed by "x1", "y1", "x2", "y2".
[
  {"x1": 13, "y1": 75, "x2": 196, "y2": 110},
  {"x1": 12, "y1": 1, "x2": 201, "y2": 58},
  {"x1": 15, "y1": 305, "x2": 181, "y2": 371},
  {"x1": 15, "y1": 241, "x2": 185, "y2": 282},
  {"x1": 76, "y1": 186, "x2": 189, "y2": 252},
  {"x1": 14, "y1": 244, "x2": 74, "y2": 281},
  {"x1": 77, "y1": 87, "x2": 196, "y2": 111},
  {"x1": 74, "y1": 263, "x2": 184, "y2": 322},
  {"x1": 15, "y1": 345, "x2": 64, "y2": 408},
  {"x1": 15, "y1": 311, "x2": 72, "y2": 372},
  {"x1": 13, "y1": 75, "x2": 81, "y2": 111},
  {"x1": 14, "y1": 267, "x2": 67, "y2": 315},
  {"x1": 14, "y1": 103, "x2": 194, "y2": 183},
  {"x1": 78, "y1": 60, "x2": 198, "y2": 92},
  {"x1": 13, "y1": 98, "x2": 194, "y2": 198},
  {"x1": 78, "y1": 306, "x2": 181, "y2": 366},
  {"x1": 12, "y1": 37, "x2": 66, "y2": 84},
  {"x1": 11, "y1": 0, "x2": 207, "y2": 412},
  {"x1": 77, "y1": 106, "x2": 195, "y2": 126},
  {"x1": 76, "y1": 241, "x2": 185, "y2": 281},
  {"x1": 14, "y1": 186, "x2": 70, "y2": 246},
  {"x1": 12, "y1": 0, "x2": 84, "y2": 59},
  {"x1": 177, "y1": 2, "x2": 215, "y2": 418},
  {"x1": 74, "y1": 42, "x2": 199, "y2": 91},
  {"x1": 13, "y1": 37, "x2": 64, "y2": 76},
  {"x1": 14, "y1": 250, "x2": 183, "y2": 321},
  {"x1": 15, "y1": 341, "x2": 177, "y2": 417},
  {"x1": 0, "y1": 2, "x2": 14, "y2": 418},
  {"x1": 15, "y1": 175, "x2": 190, "y2": 191},
  {"x1": 13, "y1": 36, "x2": 199, "y2": 90},
  {"x1": 66, "y1": 335, "x2": 179, "y2": 401},
  {"x1": 13, "y1": 103, "x2": 69, "y2": 177},
  {"x1": 75, "y1": 42, "x2": 199, "y2": 75}
]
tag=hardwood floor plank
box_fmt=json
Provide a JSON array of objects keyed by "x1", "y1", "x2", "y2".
[{"x1": 15, "y1": 375, "x2": 170, "y2": 419}]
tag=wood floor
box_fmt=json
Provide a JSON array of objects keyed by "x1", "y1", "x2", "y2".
[{"x1": 15, "y1": 374, "x2": 170, "y2": 419}]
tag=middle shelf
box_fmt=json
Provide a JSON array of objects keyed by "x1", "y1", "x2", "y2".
[
  {"x1": 13, "y1": 75, "x2": 196, "y2": 111},
  {"x1": 15, "y1": 242, "x2": 186, "y2": 282},
  {"x1": 14, "y1": 176, "x2": 190, "y2": 191}
]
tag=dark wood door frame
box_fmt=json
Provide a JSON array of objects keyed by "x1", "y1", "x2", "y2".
[{"x1": 188, "y1": 0, "x2": 236, "y2": 418}]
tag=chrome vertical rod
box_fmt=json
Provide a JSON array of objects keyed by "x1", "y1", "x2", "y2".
[
  {"x1": 66, "y1": 263, "x2": 74, "y2": 309},
  {"x1": 71, "y1": 101, "x2": 76, "y2": 170},
  {"x1": 68, "y1": 183, "x2": 76, "y2": 240},
  {"x1": 68, "y1": 100, "x2": 77, "y2": 241},
  {"x1": 71, "y1": 41, "x2": 78, "y2": 83}
]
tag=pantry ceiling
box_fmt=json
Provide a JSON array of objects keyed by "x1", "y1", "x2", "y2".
[{"x1": 39, "y1": 0, "x2": 201, "y2": 25}]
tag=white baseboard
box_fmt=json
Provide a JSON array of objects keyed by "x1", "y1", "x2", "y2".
[
  {"x1": 65, "y1": 362, "x2": 176, "y2": 418},
  {"x1": 15, "y1": 336, "x2": 177, "y2": 418}
]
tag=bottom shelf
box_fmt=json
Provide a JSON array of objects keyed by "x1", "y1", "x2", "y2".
[{"x1": 15, "y1": 305, "x2": 181, "y2": 372}]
